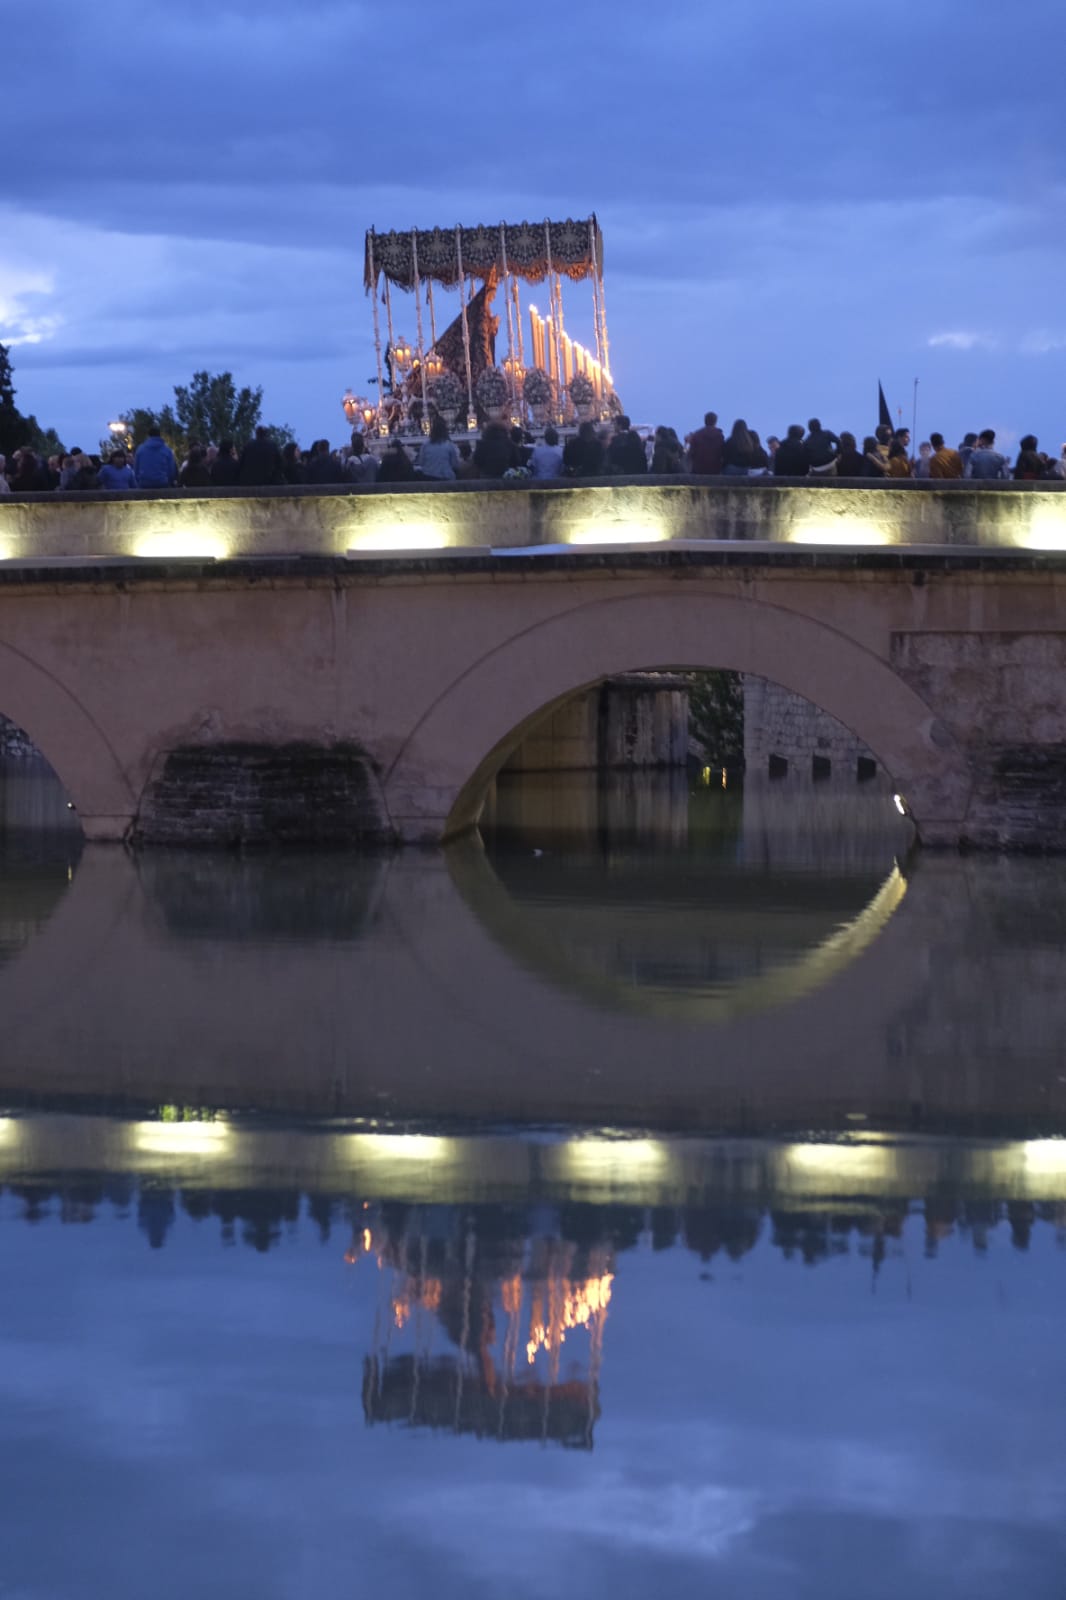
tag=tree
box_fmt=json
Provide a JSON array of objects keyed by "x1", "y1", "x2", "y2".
[
  {"x1": 0, "y1": 344, "x2": 66, "y2": 458},
  {"x1": 117, "y1": 370, "x2": 294, "y2": 457}
]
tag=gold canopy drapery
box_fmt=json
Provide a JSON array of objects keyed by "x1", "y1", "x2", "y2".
[{"x1": 365, "y1": 217, "x2": 604, "y2": 292}]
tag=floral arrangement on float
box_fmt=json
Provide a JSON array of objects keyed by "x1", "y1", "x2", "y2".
[
  {"x1": 430, "y1": 372, "x2": 464, "y2": 425},
  {"x1": 522, "y1": 367, "x2": 554, "y2": 420},
  {"x1": 567, "y1": 373, "x2": 595, "y2": 417},
  {"x1": 503, "y1": 465, "x2": 531, "y2": 480},
  {"x1": 475, "y1": 365, "x2": 510, "y2": 417}
]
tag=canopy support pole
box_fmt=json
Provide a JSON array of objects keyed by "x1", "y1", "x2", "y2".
[
  {"x1": 411, "y1": 230, "x2": 430, "y2": 431},
  {"x1": 499, "y1": 223, "x2": 517, "y2": 416},
  {"x1": 368, "y1": 230, "x2": 386, "y2": 433},
  {"x1": 455, "y1": 226, "x2": 474, "y2": 420}
]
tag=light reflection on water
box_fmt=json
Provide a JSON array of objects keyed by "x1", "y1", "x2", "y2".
[{"x1": 0, "y1": 759, "x2": 1064, "y2": 1595}]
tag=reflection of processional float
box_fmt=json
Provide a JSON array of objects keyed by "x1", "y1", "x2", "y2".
[
  {"x1": 350, "y1": 1204, "x2": 613, "y2": 1448},
  {"x1": 344, "y1": 216, "x2": 619, "y2": 436}
]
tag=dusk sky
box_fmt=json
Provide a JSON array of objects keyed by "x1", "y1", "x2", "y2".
[{"x1": 3, "y1": 0, "x2": 1065, "y2": 454}]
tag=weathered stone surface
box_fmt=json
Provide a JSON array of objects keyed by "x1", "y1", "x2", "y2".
[
  {"x1": 133, "y1": 742, "x2": 392, "y2": 849},
  {"x1": 1, "y1": 477, "x2": 1064, "y2": 560},
  {"x1": 0, "y1": 544, "x2": 1061, "y2": 850}
]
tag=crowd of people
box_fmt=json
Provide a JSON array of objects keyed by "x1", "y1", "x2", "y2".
[{"x1": 2, "y1": 413, "x2": 1065, "y2": 494}]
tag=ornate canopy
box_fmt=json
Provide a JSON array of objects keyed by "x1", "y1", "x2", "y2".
[{"x1": 365, "y1": 217, "x2": 604, "y2": 292}]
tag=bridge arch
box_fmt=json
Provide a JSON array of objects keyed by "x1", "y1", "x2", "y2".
[
  {"x1": 383, "y1": 587, "x2": 972, "y2": 843},
  {"x1": 0, "y1": 636, "x2": 136, "y2": 838}
]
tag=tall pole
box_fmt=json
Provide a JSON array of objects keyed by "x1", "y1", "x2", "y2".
[
  {"x1": 911, "y1": 378, "x2": 919, "y2": 460},
  {"x1": 455, "y1": 225, "x2": 474, "y2": 421},
  {"x1": 367, "y1": 230, "x2": 386, "y2": 434},
  {"x1": 427, "y1": 280, "x2": 438, "y2": 348},
  {"x1": 411, "y1": 229, "x2": 430, "y2": 431},
  {"x1": 499, "y1": 222, "x2": 518, "y2": 415},
  {"x1": 384, "y1": 275, "x2": 397, "y2": 418}
]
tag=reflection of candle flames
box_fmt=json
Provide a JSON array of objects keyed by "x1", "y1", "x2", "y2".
[{"x1": 525, "y1": 1273, "x2": 613, "y2": 1365}]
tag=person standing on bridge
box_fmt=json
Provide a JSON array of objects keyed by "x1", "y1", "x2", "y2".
[
  {"x1": 238, "y1": 425, "x2": 285, "y2": 487},
  {"x1": 133, "y1": 426, "x2": 178, "y2": 489},
  {"x1": 927, "y1": 433, "x2": 963, "y2": 478},
  {"x1": 966, "y1": 430, "x2": 1009, "y2": 480},
  {"x1": 772, "y1": 424, "x2": 808, "y2": 476},
  {"x1": 688, "y1": 412, "x2": 725, "y2": 474},
  {"x1": 804, "y1": 419, "x2": 840, "y2": 476}
]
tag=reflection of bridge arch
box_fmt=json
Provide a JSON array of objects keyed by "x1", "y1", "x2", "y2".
[
  {"x1": 2, "y1": 846, "x2": 1065, "y2": 1134},
  {"x1": 381, "y1": 589, "x2": 969, "y2": 844},
  {"x1": 448, "y1": 841, "x2": 908, "y2": 1027}
]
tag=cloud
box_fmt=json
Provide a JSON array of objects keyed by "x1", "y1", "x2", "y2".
[
  {"x1": 927, "y1": 331, "x2": 996, "y2": 351},
  {"x1": 1020, "y1": 330, "x2": 1066, "y2": 355}
]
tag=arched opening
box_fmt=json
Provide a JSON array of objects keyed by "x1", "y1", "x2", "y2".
[
  {"x1": 0, "y1": 713, "x2": 83, "y2": 972},
  {"x1": 383, "y1": 588, "x2": 969, "y2": 847}
]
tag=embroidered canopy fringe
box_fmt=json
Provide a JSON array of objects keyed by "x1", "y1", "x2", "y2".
[{"x1": 365, "y1": 217, "x2": 604, "y2": 292}]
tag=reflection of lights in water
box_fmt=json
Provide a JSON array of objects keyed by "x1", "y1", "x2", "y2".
[
  {"x1": 1021, "y1": 1139, "x2": 1066, "y2": 1176},
  {"x1": 346, "y1": 1132, "x2": 453, "y2": 1163},
  {"x1": 785, "y1": 1138, "x2": 898, "y2": 1186},
  {"x1": 132, "y1": 1119, "x2": 231, "y2": 1157},
  {"x1": 563, "y1": 1137, "x2": 667, "y2": 1183}
]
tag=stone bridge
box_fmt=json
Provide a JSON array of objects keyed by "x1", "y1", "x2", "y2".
[{"x1": 0, "y1": 480, "x2": 1064, "y2": 848}]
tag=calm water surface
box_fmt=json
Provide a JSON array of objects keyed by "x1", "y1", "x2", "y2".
[{"x1": 0, "y1": 759, "x2": 1064, "y2": 1597}]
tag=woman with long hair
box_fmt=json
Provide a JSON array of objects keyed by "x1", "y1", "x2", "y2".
[{"x1": 722, "y1": 419, "x2": 757, "y2": 475}]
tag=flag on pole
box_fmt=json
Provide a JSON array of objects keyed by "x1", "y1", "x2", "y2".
[{"x1": 878, "y1": 382, "x2": 892, "y2": 430}]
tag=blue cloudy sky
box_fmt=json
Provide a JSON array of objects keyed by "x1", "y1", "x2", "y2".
[{"x1": 3, "y1": 0, "x2": 1065, "y2": 453}]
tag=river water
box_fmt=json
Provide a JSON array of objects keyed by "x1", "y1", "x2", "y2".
[{"x1": 0, "y1": 759, "x2": 1064, "y2": 1597}]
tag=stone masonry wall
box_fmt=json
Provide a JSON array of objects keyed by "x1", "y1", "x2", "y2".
[
  {"x1": 743, "y1": 676, "x2": 876, "y2": 780},
  {"x1": 133, "y1": 742, "x2": 393, "y2": 848}
]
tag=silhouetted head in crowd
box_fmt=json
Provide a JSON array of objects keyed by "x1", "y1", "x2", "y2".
[
  {"x1": 930, "y1": 432, "x2": 945, "y2": 450},
  {"x1": 543, "y1": 426, "x2": 559, "y2": 446},
  {"x1": 349, "y1": 432, "x2": 366, "y2": 457},
  {"x1": 786, "y1": 423, "x2": 804, "y2": 442},
  {"x1": 978, "y1": 429, "x2": 996, "y2": 446},
  {"x1": 1019, "y1": 434, "x2": 1038, "y2": 452},
  {"x1": 839, "y1": 431, "x2": 857, "y2": 451},
  {"x1": 217, "y1": 438, "x2": 236, "y2": 459},
  {"x1": 704, "y1": 411, "x2": 718, "y2": 427},
  {"x1": 429, "y1": 415, "x2": 450, "y2": 444}
]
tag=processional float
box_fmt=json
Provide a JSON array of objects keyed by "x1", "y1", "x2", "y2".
[{"x1": 344, "y1": 216, "x2": 618, "y2": 435}]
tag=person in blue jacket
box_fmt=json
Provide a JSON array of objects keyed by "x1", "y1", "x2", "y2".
[
  {"x1": 97, "y1": 450, "x2": 137, "y2": 491},
  {"x1": 133, "y1": 427, "x2": 177, "y2": 488}
]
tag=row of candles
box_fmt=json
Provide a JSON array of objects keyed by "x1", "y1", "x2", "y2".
[{"x1": 527, "y1": 306, "x2": 607, "y2": 398}]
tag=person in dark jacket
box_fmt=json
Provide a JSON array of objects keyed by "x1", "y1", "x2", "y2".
[
  {"x1": 179, "y1": 444, "x2": 212, "y2": 488},
  {"x1": 606, "y1": 415, "x2": 646, "y2": 475},
  {"x1": 281, "y1": 442, "x2": 305, "y2": 484},
  {"x1": 650, "y1": 426, "x2": 684, "y2": 473},
  {"x1": 11, "y1": 448, "x2": 52, "y2": 491},
  {"x1": 210, "y1": 438, "x2": 240, "y2": 486},
  {"x1": 238, "y1": 425, "x2": 284, "y2": 486},
  {"x1": 1013, "y1": 435, "x2": 1044, "y2": 480},
  {"x1": 773, "y1": 424, "x2": 808, "y2": 476},
  {"x1": 688, "y1": 411, "x2": 725, "y2": 474},
  {"x1": 804, "y1": 418, "x2": 840, "y2": 474},
  {"x1": 722, "y1": 419, "x2": 758, "y2": 474},
  {"x1": 305, "y1": 439, "x2": 346, "y2": 484},
  {"x1": 376, "y1": 439, "x2": 415, "y2": 483},
  {"x1": 562, "y1": 421, "x2": 606, "y2": 477},
  {"x1": 473, "y1": 422, "x2": 515, "y2": 479},
  {"x1": 835, "y1": 431, "x2": 868, "y2": 477},
  {"x1": 134, "y1": 428, "x2": 178, "y2": 488}
]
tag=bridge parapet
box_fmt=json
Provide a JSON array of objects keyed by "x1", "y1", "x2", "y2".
[{"x1": 1, "y1": 478, "x2": 1065, "y2": 562}]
